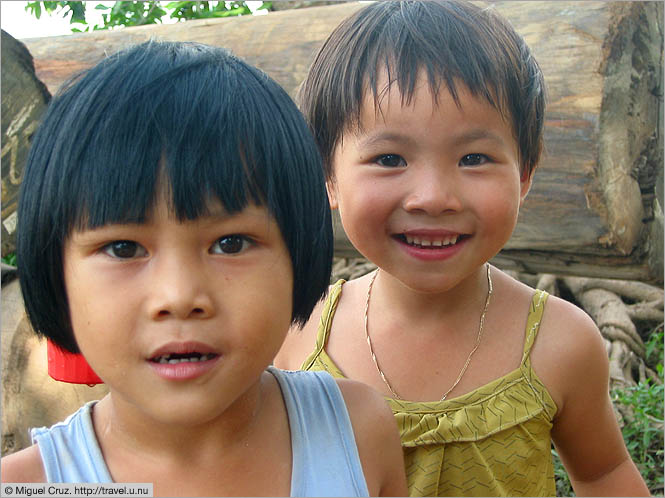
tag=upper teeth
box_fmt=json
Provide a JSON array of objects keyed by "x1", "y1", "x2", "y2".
[
  {"x1": 405, "y1": 235, "x2": 458, "y2": 247},
  {"x1": 153, "y1": 353, "x2": 215, "y2": 364}
]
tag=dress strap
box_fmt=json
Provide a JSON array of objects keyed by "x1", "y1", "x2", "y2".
[
  {"x1": 521, "y1": 290, "x2": 549, "y2": 367},
  {"x1": 301, "y1": 279, "x2": 345, "y2": 371}
]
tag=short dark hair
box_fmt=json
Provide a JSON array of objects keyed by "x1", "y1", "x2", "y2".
[
  {"x1": 17, "y1": 40, "x2": 332, "y2": 353},
  {"x1": 298, "y1": 0, "x2": 546, "y2": 179}
]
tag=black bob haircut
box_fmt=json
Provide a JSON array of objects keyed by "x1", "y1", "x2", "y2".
[
  {"x1": 298, "y1": 0, "x2": 547, "y2": 180},
  {"x1": 17, "y1": 40, "x2": 333, "y2": 353}
]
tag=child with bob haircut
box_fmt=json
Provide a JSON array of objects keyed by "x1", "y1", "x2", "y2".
[
  {"x1": 275, "y1": 1, "x2": 650, "y2": 496},
  {"x1": 1, "y1": 40, "x2": 408, "y2": 497}
]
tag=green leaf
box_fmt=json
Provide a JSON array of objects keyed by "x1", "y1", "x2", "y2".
[
  {"x1": 165, "y1": 1, "x2": 189, "y2": 9},
  {"x1": 2, "y1": 252, "x2": 17, "y2": 266},
  {"x1": 26, "y1": 2, "x2": 43, "y2": 19},
  {"x1": 68, "y1": 1, "x2": 86, "y2": 23},
  {"x1": 25, "y1": 1, "x2": 255, "y2": 33}
]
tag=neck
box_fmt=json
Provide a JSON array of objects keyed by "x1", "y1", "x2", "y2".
[
  {"x1": 372, "y1": 265, "x2": 491, "y2": 324},
  {"x1": 92, "y1": 373, "x2": 268, "y2": 465}
]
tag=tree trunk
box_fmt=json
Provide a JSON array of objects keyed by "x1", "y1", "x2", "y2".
[{"x1": 1, "y1": 30, "x2": 51, "y2": 257}]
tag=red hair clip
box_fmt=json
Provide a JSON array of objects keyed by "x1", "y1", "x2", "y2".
[{"x1": 47, "y1": 340, "x2": 103, "y2": 385}]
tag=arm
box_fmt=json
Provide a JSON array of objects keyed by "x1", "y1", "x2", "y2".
[
  {"x1": 544, "y1": 301, "x2": 650, "y2": 496},
  {"x1": 337, "y1": 379, "x2": 408, "y2": 497},
  {"x1": 1, "y1": 444, "x2": 47, "y2": 483}
]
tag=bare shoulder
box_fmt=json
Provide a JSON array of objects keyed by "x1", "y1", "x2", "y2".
[
  {"x1": 336, "y1": 378, "x2": 396, "y2": 430},
  {"x1": 1, "y1": 444, "x2": 46, "y2": 482},
  {"x1": 336, "y1": 379, "x2": 407, "y2": 496},
  {"x1": 537, "y1": 293, "x2": 604, "y2": 361},
  {"x1": 273, "y1": 290, "x2": 328, "y2": 370},
  {"x1": 530, "y1": 292, "x2": 608, "y2": 410}
]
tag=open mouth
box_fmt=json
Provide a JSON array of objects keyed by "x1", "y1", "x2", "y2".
[
  {"x1": 395, "y1": 234, "x2": 464, "y2": 248},
  {"x1": 150, "y1": 352, "x2": 219, "y2": 364}
]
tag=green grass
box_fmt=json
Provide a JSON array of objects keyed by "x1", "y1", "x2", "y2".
[{"x1": 612, "y1": 327, "x2": 664, "y2": 495}]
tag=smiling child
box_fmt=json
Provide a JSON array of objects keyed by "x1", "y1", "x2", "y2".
[{"x1": 275, "y1": 1, "x2": 650, "y2": 496}]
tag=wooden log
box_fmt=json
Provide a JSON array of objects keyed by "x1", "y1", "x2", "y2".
[
  {"x1": 1, "y1": 30, "x2": 50, "y2": 257},
  {"x1": 15, "y1": 1, "x2": 664, "y2": 283}
]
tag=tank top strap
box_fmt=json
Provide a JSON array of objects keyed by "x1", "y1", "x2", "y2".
[
  {"x1": 267, "y1": 367, "x2": 369, "y2": 497},
  {"x1": 301, "y1": 279, "x2": 345, "y2": 371},
  {"x1": 520, "y1": 289, "x2": 549, "y2": 368}
]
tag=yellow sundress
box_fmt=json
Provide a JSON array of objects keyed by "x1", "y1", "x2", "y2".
[{"x1": 300, "y1": 280, "x2": 558, "y2": 497}]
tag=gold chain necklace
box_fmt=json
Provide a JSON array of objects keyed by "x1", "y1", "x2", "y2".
[{"x1": 363, "y1": 263, "x2": 493, "y2": 401}]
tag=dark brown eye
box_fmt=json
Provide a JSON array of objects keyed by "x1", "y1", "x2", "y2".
[
  {"x1": 460, "y1": 154, "x2": 489, "y2": 166},
  {"x1": 103, "y1": 241, "x2": 146, "y2": 259},
  {"x1": 211, "y1": 235, "x2": 248, "y2": 255},
  {"x1": 375, "y1": 154, "x2": 406, "y2": 168}
]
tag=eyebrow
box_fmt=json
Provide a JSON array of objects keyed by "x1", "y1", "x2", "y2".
[
  {"x1": 356, "y1": 132, "x2": 418, "y2": 149},
  {"x1": 454, "y1": 129, "x2": 508, "y2": 146},
  {"x1": 356, "y1": 128, "x2": 509, "y2": 149}
]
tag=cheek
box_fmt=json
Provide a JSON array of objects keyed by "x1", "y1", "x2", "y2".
[
  {"x1": 241, "y1": 255, "x2": 294, "y2": 349},
  {"x1": 337, "y1": 195, "x2": 388, "y2": 242},
  {"x1": 64, "y1": 271, "x2": 95, "y2": 342},
  {"x1": 479, "y1": 189, "x2": 522, "y2": 238},
  {"x1": 69, "y1": 297, "x2": 127, "y2": 357},
  {"x1": 335, "y1": 174, "x2": 395, "y2": 218},
  {"x1": 65, "y1": 267, "x2": 136, "y2": 362},
  {"x1": 236, "y1": 292, "x2": 292, "y2": 366}
]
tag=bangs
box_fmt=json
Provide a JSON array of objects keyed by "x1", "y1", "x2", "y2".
[
  {"x1": 299, "y1": 0, "x2": 545, "y2": 177},
  {"x1": 360, "y1": 3, "x2": 503, "y2": 121},
  {"x1": 63, "y1": 51, "x2": 287, "y2": 233},
  {"x1": 18, "y1": 40, "x2": 332, "y2": 352}
]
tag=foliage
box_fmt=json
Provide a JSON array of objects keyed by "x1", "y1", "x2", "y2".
[
  {"x1": 645, "y1": 325, "x2": 664, "y2": 370},
  {"x1": 1, "y1": 252, "x2": 17, "y2": 267},
  {"x1": 612, "y1": 326, "x2": 664, "y2": 495},
  {"x1": 613, "y1": 380, "x2": 664, "y2": 494},
  {"x1": 26, "y1": 1, "x2": 86, "y2": 26},
  {"x1": 25, "y1": 1, "x2": 270, "y2": 32},
  {"x1": 552, "y1": 448, "x2": 574, "y2": 497}
]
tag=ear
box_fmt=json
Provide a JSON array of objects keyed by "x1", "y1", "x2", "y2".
[
  {"x1": 326, "y1": 180, "x2": 339, "y2": 210},
  {"x1": 519, "y1": 169, "x2": 533, "y2": 207}
]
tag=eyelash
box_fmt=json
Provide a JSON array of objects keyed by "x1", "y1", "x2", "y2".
[{"x1": 100, "y1": 235, "x2": 253, "y2": 260}]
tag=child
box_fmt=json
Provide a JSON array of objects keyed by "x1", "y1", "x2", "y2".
[
  {"x1": 1, "y1": 40, "x2": 408, "y2": 497},
  {"x1": 274, "y1": 1, "x2": 651, "y2": 496}
]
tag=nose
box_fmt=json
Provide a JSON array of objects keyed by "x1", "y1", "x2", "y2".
[
  {"x1": 402, "y1": 165, "x2": 463, "y2": 216},
  {"x1": 148, "y1": 257, "x2": 215, "y2": 320}
]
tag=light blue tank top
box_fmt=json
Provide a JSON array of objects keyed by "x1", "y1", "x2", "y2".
[{"x1": 31, "y1": 367, "x2": 369, "y2": 497}]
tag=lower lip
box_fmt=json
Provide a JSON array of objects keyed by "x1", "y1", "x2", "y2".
[
  {"x1": 148, "y1": 356, "x2": 220, "y2": 381},
  {"x1": 396, "y1": 236, "x2": 467, "y2": 261}
]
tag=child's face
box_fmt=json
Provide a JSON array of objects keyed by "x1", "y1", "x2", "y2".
[
  {"x1": 329, "y1": 72, "x2": 532, "y2": 293},
  {"x1": 63, "y1": 196, "x2": 293, "y2": 425}
]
